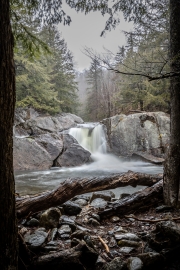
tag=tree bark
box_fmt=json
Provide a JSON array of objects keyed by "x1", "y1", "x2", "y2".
[
  {"x1": 163, "y1": 0, "x2": 180, "y2": 207},
  {"x1": 16, "y1": 171, "x2": 162, "y2": 217},
  {"x1": 99, "y1": 180, "x2": 163, "y2": 219},
  {"x1": 0, "y1": 1, "x2": 18, "y2": 269}
]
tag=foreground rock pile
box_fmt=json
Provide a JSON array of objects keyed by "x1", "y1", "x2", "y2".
[{"x1": 18, "y1": 190, "x2": 180, "y2": 270}]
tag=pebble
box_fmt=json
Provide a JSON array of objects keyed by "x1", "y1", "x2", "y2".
[
  {"x1": 59, "y1": 215, "x2": 76, "y2": 232},
  {"x1": 118, "y1": 240, "x2": 141, "y2": 247},
  {"x1": 58, "y1": 225, "x2": 72, "y2": 235},
  {"x1": 88, "y1": 218, "x2": 100, "y2": 226},
  {"x1": 109, "y1": 237, "x2": 117, "y2": 247},
  {"x1": 73, "y1": 199, "x2": 88, "y2": 207},
  {"x1": 24, "y1": 230, "x2": 48, "y2": 249},
  {"x1": 127, "y1": 257, "x2": 143, "y2": 270},
  {"x1": 110, "y1": 216, "x2": 120, "y2": 223},
  {"x1": 115, "y1": 233, "x2": 140, "y2": 242},
  {"x1": 90, "y1": 198, "x2": 108, "y2": 209},
  {"x1": 26, "y1": 218, "x2": 39, "y2": 227},
  {"x1": 49, "y1": 228, "x2": 57, "y2": 241},
  {"x1": 119, "y1": 247, "x2": 134, "y2": 254}
]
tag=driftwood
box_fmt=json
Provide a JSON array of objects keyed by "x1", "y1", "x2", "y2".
[
  {"x1": 32, "y1": 241, "x2": 98, "y2": 270},
  {"x1": 99, "y1": 180, "x2": 163, "y2": 219},
  {"x1": 16, "y1": 171, "x2": 162, "y2": 218}
]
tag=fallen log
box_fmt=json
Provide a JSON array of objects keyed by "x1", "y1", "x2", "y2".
[
  {"x1": 99, "y1": 179, "x2": 163, "y2": 219},
  {"x1": 16, "y1": 171, "x2": 162, "y2": 217},
  {"x1": 32, "y1": 241, "x2": 98, "y2": 270}
]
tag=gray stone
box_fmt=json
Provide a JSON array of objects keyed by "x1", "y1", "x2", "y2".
[
  {"x1": 58, "y1": 225, "x2": 72, "y2": 236},
  {"x1": 59, "y1": 215, "x2": 77, "y2": 232},
  {"x1": 127, "y1": 257, "x2": 143, "y2": 270},
  {"x1": 109, "y1": 237, "x2": 117, "y2": 248},
  {"x1": 90, "y1": 190, "x2": 115, "y2": 202},
  {"x1": 56, "y1": 142, "x2": 91, "y2": 167},
  {"x1": 49, "y1": 228, "x2": 58, "y2": 241},
  {"x1": 72, "y1": 194, "x2": 91, "y2": 202},
  {"x1": 24, "y1": 230, "x2": 48, "y2": 249},
  {"x1": 119, "y1": 193, "x2": 130, "y2": 199},
  {"x1": 110, "y1": 216, "x2": 120, "y2": 223},
  {"x1": 91, "y1": 213, "x2": 100, "y2": 221},
  {"x1": 73, "y1": 199, "x2": 88, "y2": 207},
  {"x1": 26, "y1": 218, "x2": 39, "y2": 227},
  {"x1": 115, "y1": 233, "x2": 140, "y2": 242},
  {"x1": 13, "y1": 137, "x2": 52, "y2": 171},
  {"x1": 62, "y1": 201, "x2": 82, "y2": 216},
  {"x1": 40, "y1": 207, "x2": 61, "y2": 229},
  {"x1": 35, "y1": 133, "x2": 63, "y2": 160},
  {"x1": 88, "y1": 218, "x2": 100, "y2": 226},
  {"x1": 90, "y1": 198, "x2": 107, "y2": 209},
  {"x1": 102, "y1": 112, "x2": 170, "y2": 158},
  {"x1": 71, "y1": 230, "x2": 87, "y2": 240},
  {"x1": 119, "y1": 247, "x2": 134, "y2": 254}
]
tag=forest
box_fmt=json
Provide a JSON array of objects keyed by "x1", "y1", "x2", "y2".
[{"x1": 1, "y1": 0, "x2": 180, "y2": 269}]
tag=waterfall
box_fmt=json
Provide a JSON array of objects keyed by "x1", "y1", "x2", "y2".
[{"x1": 69, "y1": 123, "x2": 107, "y2": 154}]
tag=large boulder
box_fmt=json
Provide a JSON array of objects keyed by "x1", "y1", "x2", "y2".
[
  {"x1": 55, "y1": 134, "x2": 91, "y2": 167},
  {"x1": 13, "y1": 137, "x2": 53, "y2": 171},
  {"x1": 13, "y1": 133, "x2": 63, "y2": 171},
  {"x1": 102, "y1": 112, "x2": 170, "y2": 158},
  {"x1": 14, "y1": 107, "x2": 84, "y2": 136}
]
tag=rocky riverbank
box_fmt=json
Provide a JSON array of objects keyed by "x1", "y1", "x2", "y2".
[
  {"x1": 13, "y1": 108, "x2": 170, "y2": 171},
  {"x1": 18, "y1": 189, "x2": 180, "y2": 270}
]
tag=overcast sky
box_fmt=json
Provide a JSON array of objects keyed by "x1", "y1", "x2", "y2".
[{"x1": 58, "y1": 5, "x2": 133, "y2": 71}]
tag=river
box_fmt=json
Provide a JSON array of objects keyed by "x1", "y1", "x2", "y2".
[{"x1": 15, "y1": 123, "x2": 163, "y2": 196}]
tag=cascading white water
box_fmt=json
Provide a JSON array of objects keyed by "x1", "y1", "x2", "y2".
[{"x1": 69, "y1": 123, "x2": 107, "y2": 154}]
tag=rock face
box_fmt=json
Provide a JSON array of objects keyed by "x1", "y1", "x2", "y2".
[
  {"x1": 13, "y1": 108, "x2": 92, "y2": 171},
  {"x1": 102, "y1": 112, "x2": 170, "y2": 158},
  {"x1": 14, "y1": 107, "x2": 84, "y2": 136}
]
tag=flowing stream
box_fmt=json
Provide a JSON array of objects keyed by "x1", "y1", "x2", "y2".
[{"x1": 15, "y1": 123, "x2": 163, "y2": 196}]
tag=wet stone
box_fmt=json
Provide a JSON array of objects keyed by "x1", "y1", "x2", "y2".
[
  {"x1": 109, "y1": 237, "x2": 117, "y2": 248},
  {"x1": 114, "y1": 226, "x2": 127, "y2": 233},
  {"x1": 26, "y1": 218, "x2": 39, "y2": 227},
  {"x1": 88, "y1": 218, "x2": 100, "y2": 226},
  {"x1": 73, "y1": 198, "x2": 88, "y2": 207},
  {"x1": 127, "y1": 257, "x2": 143, "y2": 270},
  {"x1": 49, "y1": 228, "x2": 57, "y2": 241},
  {"x1": 119, "y1": 247, "x2": 134, "y2": 254},
  {"x1": 71, "y1": 230, "x2": 87, "y2": 240},
  {"x1": 118, "y1": 240, "x2": 141, "y2": 247},
  {"x1": 58, "y1": 225, "x2": 72, "y2": 235},
  {"x1": 110, "y1": 216, "x2": 120, "y2": 223},
  {"x1": 59, "y1": 215, "x2": 76, "y2": 232},
  {"x1": 24, "y1": 230, "x2": 48, "y2": 249},
  {"x1": 115, "y1": 233, "x2": 140, "y2": 242},
  {"x1": 90, "y1": 198, "x2": 107, "y2": 209},
  {"x1": 91, "y1": 213, "x2": 101, "y2": 221},
  {"x1": 72, "y1": 194, "x2": 91, "y2": 202},
  {"x1": 90, "y1": 191, "x2": 115, "y2": 202},
  {"x1": 62, "y1": 201, "x2": 82, "y2": 216},
  {"x1": 60, "y1": 234, "x2": 70, "y2": 240}
]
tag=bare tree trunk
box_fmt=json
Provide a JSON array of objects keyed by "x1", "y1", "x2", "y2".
[
  {"x1": 164, "y1": 0, "x2": 180, "y2": 207},
  {"x1": 16, "y1": 172, "x2": 162, "y2": 218},
  {"x1": 0, "y1": 1, "x2": 18, "y2": 269}
]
